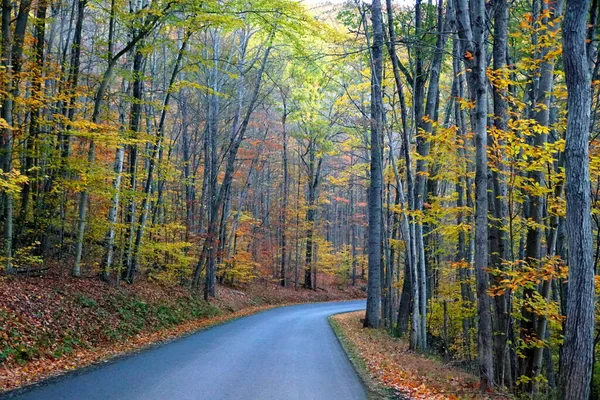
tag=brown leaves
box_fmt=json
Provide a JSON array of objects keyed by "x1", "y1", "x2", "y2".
[{"x1": 332, "y1": 312, "x2": 509, "y2": 400}]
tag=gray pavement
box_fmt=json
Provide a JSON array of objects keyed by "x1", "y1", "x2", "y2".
[{"x1": 9, "y1": 300, "x2": 367, "y2": 400}]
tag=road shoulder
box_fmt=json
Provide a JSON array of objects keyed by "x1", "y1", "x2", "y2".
[
  {"x1": 329, "y1": 312, "x2": 506, "y2": 400},
  {"x1": 329, "y1": 313, "x2": 403, "y2": 400}
]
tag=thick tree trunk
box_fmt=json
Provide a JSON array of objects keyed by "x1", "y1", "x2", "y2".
[
  {"x1": 411, "y1": 0, "x2": 428, "y2": 347},
  {"x1": 490, "y1": 0, "x2": 512, "y2": 386},
  {"x1": 364, "y1": 0, "x2": 383, "y2": 329},
  {"x1": 122, "y1": 44, "x2": 144, "y2": 283},
  {"x1": 559, "y1": 0, "x2": 594, "y2": 396},
  {"x1": 350, "y1": 171, "x2": 357, "y2": 287},
  {"x1": 454, "y1": 51, "x2": 475, "y2": 360},
  {"x1": 1, "y1": 0, "x2": 14, "y2": 272}
]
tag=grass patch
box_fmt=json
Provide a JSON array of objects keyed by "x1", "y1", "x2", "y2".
[
  {"x1": 74, "y1": 293, "x2": 98, "y2": 308},
  {"x1": 101, "y1": 293, "x2": 222, "y2": 342}
]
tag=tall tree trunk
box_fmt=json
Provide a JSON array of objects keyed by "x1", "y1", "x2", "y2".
[
  {"x1": 454, "y1": 0, "x2": 495, "y2": 389},
  {"x1": 454, "y1": 48, "x2": 475, "y2": 361},
  {"x1": 490, "y1": 0, "x2": 511, "y2": 386},
  {"x1": 280, "y1": 97, "x2": 289, "y2": 287},
  {"x1": 412, "y1": 0, "x2": 428, "y2": 348},
  {"x1": 364, "y1": 0, "x2": 383, "y2": 329},
  {"x1": 1, "y1": 0, "x2": 14, "y2": 272},
  {"x1": 559, "y1": 0, "x2": 594, "y2": 396},
  {"x1": 350, "y1": 169, "x2": 357, "y2": 286},
  {"x1": 121, "y1": 42, "x2": 145, "y2": 283}
]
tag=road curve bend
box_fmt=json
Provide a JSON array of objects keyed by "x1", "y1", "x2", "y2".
[{"x1": 10, "y1": 300, "x2": 367, "y2": 400}]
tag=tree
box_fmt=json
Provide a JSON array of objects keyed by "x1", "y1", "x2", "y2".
[
  {"x1": 453, "y1": 0, "x2": 494, "y2": 389},
  {"x1": 364, "y1": 0, "x2": 383, "y2": 329},
  {"x1": 559, "y1": 0, "x2": 595, "y2": 396}
]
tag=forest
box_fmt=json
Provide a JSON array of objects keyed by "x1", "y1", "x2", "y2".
[{"x1": 0, "y1": 0, "x2": 598, "y2": 398}]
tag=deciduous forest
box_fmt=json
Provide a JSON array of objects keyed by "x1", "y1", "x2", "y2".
[{"x1": 0, "y1": 0, "x2": 598, "y2": 398}]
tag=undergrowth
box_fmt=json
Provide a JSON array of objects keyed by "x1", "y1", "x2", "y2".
[{"x1": 0, "y1": 288, "x2": 220, "y2": 366}]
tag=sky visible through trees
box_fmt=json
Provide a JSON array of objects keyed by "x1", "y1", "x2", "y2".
[{"x1": 0, "y1": 0, "x2": 598, "y2": 398}]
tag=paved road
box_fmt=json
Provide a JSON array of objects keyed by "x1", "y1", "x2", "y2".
[{"x1": 9, "y1": 300, "x2": 367, "y2": 400}]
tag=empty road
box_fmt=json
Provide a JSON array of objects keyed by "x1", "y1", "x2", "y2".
[{"x1": 9, "y1": 300, "x2": 367, "y2": 400}]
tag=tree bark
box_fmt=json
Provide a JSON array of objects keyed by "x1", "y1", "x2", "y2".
[
  {"x1": 559, "y1": 0, "x2": 595, "y2": 396},
  {"x1": 490, "y1": 0, "x2": 511, "y2": 386},
  {"x1": 364, "y1": 0, "x2": 383, "y2": 329}
]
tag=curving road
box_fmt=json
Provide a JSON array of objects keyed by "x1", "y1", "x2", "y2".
[{"x1": 9, "y1": 300, "x2": 367, "y2": 400}]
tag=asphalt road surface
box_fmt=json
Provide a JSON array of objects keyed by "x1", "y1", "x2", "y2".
[{"x1": 9, "y1": 300, "x2": 367, "y2": 400}]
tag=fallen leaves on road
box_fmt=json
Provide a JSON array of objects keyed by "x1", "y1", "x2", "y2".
[{"x1": 332, "y1": 312, "x2": 510, "y2": 400}]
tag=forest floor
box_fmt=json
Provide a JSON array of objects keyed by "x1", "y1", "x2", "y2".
[
  {"x1": 0, "y1": 268, "x2": 365, "y2": 393},
  {"x1": 330, "y1": 312, "x2": 510, "y2": 400}
]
